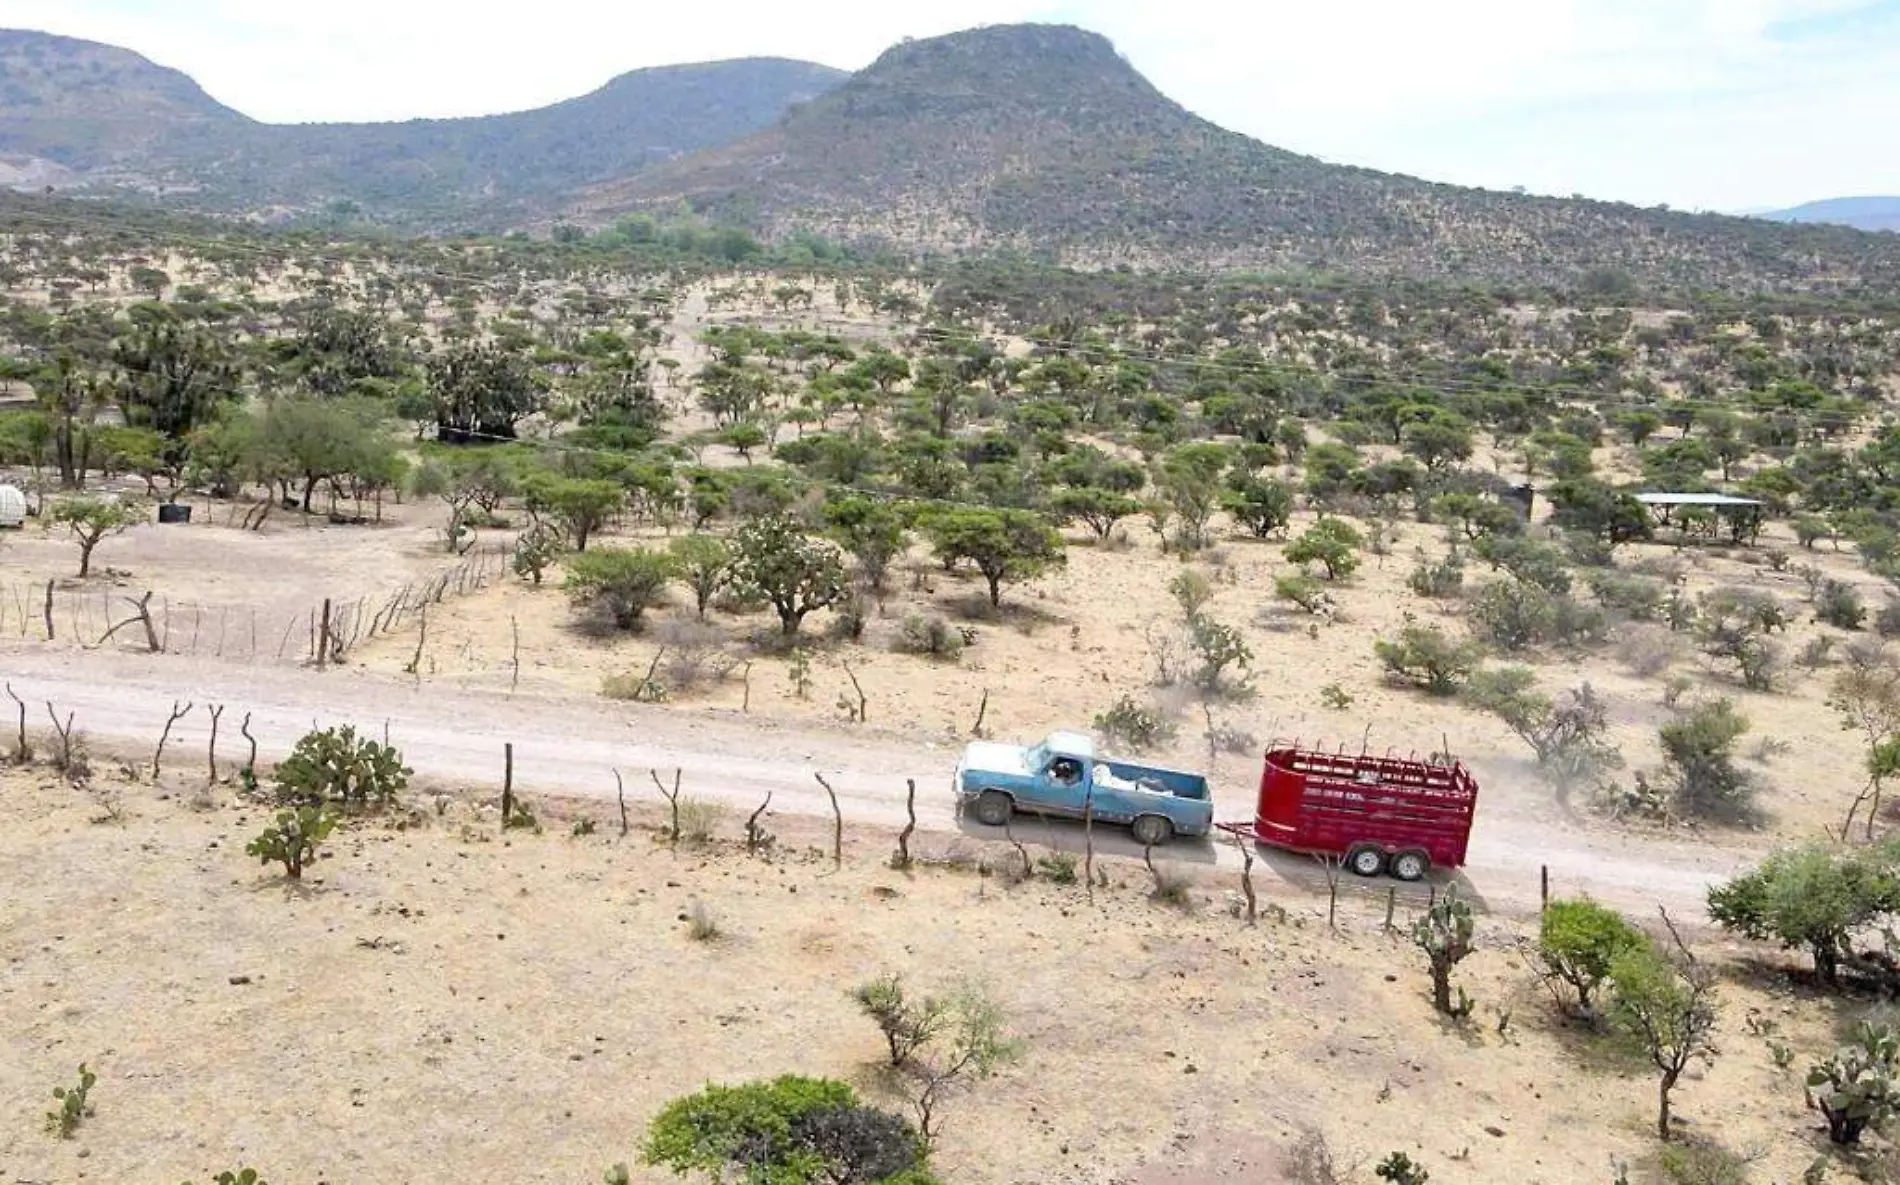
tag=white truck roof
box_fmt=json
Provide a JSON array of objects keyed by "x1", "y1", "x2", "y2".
[{"x1": 1044, "y1": 730, "x2": 1097, "y2": 759}]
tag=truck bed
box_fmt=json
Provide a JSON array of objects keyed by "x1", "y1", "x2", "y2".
[{"x1": 1094, "y1": 760, "x2": 1209, "y2": 799}]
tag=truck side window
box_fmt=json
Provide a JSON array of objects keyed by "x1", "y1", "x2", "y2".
[{"x1": 1048, "y1": 758, "x2": 1081, "y2": 784}]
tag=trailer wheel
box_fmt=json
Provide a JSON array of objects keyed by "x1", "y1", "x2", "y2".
[
  {"x1": 1345, "y1": 844, "x2": 1386, "y2": 878},
  {"x1": 1130, "y1": 814, "x2": 1173, "y2": 847},
  {"x1": 971, "y1": 790, "x2": 1013, "y2": 827},
  {"x1": 1390, "y1": 850, "x2": 1431, "y2": 882}
]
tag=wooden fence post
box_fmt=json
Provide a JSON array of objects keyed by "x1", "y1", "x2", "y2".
[
  {"x1": 317, "y1": 598, "x2": 332, "y2": 671},
  {"x1": 500, "y1": 742, "x2": 515, "y2": 832}
]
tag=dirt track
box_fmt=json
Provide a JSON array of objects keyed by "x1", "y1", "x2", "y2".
[{"x1": 0, "y1": 644, "x2": 1758, "y2": 917}]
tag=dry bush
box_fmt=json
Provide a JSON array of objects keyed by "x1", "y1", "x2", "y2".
[
  {"x1": 1616, "y1": 624, "x2": 1682, "y2": 679},
  {"x1": 677, "y1": 797, "x2": 725, "y2": 844},
  {"x1": 1630, "y1": 555, "x2": 1689, "y2": 584},
  {"x1": 893, "y1": 612, "x2": 965, "y2": 661},
  {"x1": 684, "y1": 898, "x2": 720, "y2": 942},
  {"x1": 653, "y1": 620, "x2": 738, "y2": 692},
  {"x1": 601, "y1": 669, "x2": 668, "y2": 702},
  {"x1": 1283, "y1": 1129, "x2": 1343, "y2": 1185}
]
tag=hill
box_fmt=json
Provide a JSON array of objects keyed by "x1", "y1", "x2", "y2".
[
  {"x1": 0, "y1": 28, "x2": 845, "y2": 218},
  {"x1": 577, "y1": 23, "x2": 1900, "y2": 294},
  {"x1": 0, "y1": 28, "x2": 250, "y2": 168},
  {"x1": 1758, "y1": 195, "x2": 1900, "y2": 233}
]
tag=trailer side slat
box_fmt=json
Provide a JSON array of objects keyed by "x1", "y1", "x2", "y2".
[{"x1": 1242, "y1": 745, "x2": 1480, "y2": 872}]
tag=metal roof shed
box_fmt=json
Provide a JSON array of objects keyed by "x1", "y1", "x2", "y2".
[
  {"x1": 1634, "y1": 492, "x2": 1764, "y2": 543},
  {"x1": 1633, "y1": 493, "x2": 1764, "y2": 508}
]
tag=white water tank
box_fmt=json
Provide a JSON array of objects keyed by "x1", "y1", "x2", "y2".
[{"x1": 0, "y1": 484, "x2": 25, "y2": 528}]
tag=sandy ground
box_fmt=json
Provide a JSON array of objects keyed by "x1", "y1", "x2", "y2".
[
  {"x1": 0, "y1": 494, "x2": 487, "y2": 666},
  {"x1": 0, "y1": 644, "x2": 1755, "y2": 920},
  {"x1": 0, "y1": 762, "x2": 1861, "y2": 1185}
]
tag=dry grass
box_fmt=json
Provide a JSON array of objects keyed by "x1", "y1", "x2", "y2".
[{"x1": 0, "y1": 764, "x2": 1849, "y2": 1185}]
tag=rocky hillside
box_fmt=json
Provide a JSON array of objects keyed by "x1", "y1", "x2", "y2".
[
  {"x1": 578, "y1": 24, "x2": 1900, "y2": 294},
  {"x1": 0, "y1": 28, "x2": 249, "y2": 168},
  {"x1": 0, "y1": 29, "x2": 844, "y2": 218}
]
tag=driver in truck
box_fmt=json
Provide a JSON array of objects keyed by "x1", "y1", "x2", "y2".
[{"x1": 1049, "y1": 757, "x2": 1082, "y2": 785}]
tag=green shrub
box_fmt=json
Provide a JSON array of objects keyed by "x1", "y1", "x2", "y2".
[
  {"x1": 273, "y1": 726, "x2": 410, "y2": 812},
  {"x1": 1375, "y1": 1152, "x2": 1431, "y2": 1185},
  {"x1": 894, "y1": 613, "x2": 964, "y2": 661},
  {"x1": 1187, "y1": 613, "x2": 1252, "y2": 694},
  {"x1": 1223, "y1": 474, "x2": 1294, "y2": 538},
  {"x1": 1661, "y1": 699, "x2": 1756, "y2": 823},
  {"x1": 564, "y1": 546, "x2": 677, "y2": 631},
  {"x1": 1274, "y1": 573, "x2": 1334, "y2": 615},
  {"x1": 1535, "y1": 898, "x2": 1644, "y2": 1018},
  {"x1": 1588, "y1": 570, "x2": 1666, "y2": 621},
  {"x1": 1472, "y1": 534, "x2": 1573, "y2": 594},
  {"x1": 1468, "y1": 580, "x2": 1554, "y2": 651},
  {"x1": 1407, "y1": 548, "x2": 1465, "y2": 599},
  {"x1": 1654, "y1": 1143, "x2": 1749, "y2": 1185},
  {"x1": 1375, "y1": 624, "x2": 1482, "y2": 696},
  {"x1": 854, "y1": 974, "x2": 949, "y2": 1068},
  {"x1": 246, "y1": 806, "x2": 337, "y2": 881},
  {"x1": 1818, "y1": 580, "x2": 1868, "y2": 631},
  {"x1": 1285, "y1": 518, "x2": 1364, "y2": 579},
  {"x1": 1092, "y1": 695, "x2": 1177, "y2": 753},
  {"x1": 642, "y1": 1075, "x2": 936, "y2": 1185},
  {"x1": 1036, "y1": 852, "x2": 1079, "y2": 884},
  {"x1": 1708, "y1": 841, "x2": 1900, "y2": 986}
]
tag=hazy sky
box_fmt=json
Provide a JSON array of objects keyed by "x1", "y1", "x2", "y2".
[{"x1": 4, "y1": 0, "x2": 1898, "y2": 211}]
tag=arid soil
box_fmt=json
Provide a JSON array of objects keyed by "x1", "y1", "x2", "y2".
[{"x1": 0, "y1": 764, "x2": 1853, "y2": 1185}]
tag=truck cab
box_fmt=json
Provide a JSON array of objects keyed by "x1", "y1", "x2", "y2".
[{"x1": 954, "y1": 730, "x2": 1214, "y2": 846}]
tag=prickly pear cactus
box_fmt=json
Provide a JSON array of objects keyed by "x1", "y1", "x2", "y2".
[
  {"x1": 1411, "y1": 892, "x2": 1476, "y2": 1016},
  {"x1": 1808, "y1": 1021, "x2": 1900, "y2": 1145},
  {"x1": 273, "y1": 726, "x2": 411, "y2": 811}
]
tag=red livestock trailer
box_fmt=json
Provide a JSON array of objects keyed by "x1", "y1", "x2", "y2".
[{"x1": 1220, "y1": 746, "x2": 1479, "y2": 881}]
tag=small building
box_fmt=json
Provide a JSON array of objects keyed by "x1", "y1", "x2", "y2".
[
  {"x1": 1634, "y1": 492, "x2": 1764, "y2": 544},
  {"x1": 0, "y1": 484, "x2": 26, "y2": 528}
]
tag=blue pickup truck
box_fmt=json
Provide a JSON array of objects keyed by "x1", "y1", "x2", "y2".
[{"x1": 954, "y1": 730, "x2": 1214, "y2": 846}]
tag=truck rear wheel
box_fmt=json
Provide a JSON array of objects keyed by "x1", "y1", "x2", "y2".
[
  {"x1": 972, "y1": 790, "x2": 1013, "y2": 827},
  {"x1": 1390, "y1": 849, "x2": 1431, "y2": 882},
  {"x1": 1345, "y1": 844, "x2": 1386, "y2": 878},
  {"x1": 1130, "y1": 814, "x2": 1173, "y2": 847}
]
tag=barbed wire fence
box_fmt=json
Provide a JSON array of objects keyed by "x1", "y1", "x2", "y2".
[{"x1": 0, "y1": 542, "x2": 509, "y2": 666}]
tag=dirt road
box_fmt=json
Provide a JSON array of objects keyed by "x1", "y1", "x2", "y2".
[{"x1": 1, "y1": 645, "x2": 1757, "y2": 917}]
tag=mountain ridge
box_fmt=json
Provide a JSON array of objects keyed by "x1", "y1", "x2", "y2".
[
  {"x1": 572, "y1": 23, "x2": 1900, "y2": 292},
  {"x1": 0, "y1": 28, "x2": 846, "y2": 217},
  {"x1": 1757, "y1": 196, "x2": 1900, "y2": 233},
  {"x1": 3, "y1": 22, "x2": 1899, "y2": 294}
]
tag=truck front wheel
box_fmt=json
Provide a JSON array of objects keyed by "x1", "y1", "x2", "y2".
[
  {"x1": 972, "y1": 790, "x2": 1013, "y2": 827},
  {"x1": 1130, "y1": 814, "x2": 1173, "y2": 847}
]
